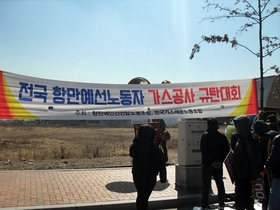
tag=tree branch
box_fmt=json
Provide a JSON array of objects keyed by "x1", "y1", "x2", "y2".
[
  {"x1": 260, "y1": 0, "x2": 271, "y2": 14},
  {"x1": 262, "y1": 7, "x2": 280, "y2": 21},
  {"x1": 243, "y1": 0, "x2": 259, "y2": 15},
  {"x1": 263, "y1": 46, "x2": 280, "y2": 57},
  {"x1": 234, "y1": 42, "x2": 258, "y2": 56},
  {"x1": 189, "y1": 34, "x2": 259, "y2": 59},
  {"x1": 193, "y1": 0, "x2": 280, "y2": 101}
]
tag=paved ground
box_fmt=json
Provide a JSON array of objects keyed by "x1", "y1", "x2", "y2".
[
  {"x1": 0, "y1": 165, "x2": 261, "y2": 210},
  {"x1": 163, "y1": 202, "x2": 262, "y2": 210}
]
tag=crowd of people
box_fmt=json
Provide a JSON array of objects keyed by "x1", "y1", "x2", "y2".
[
  {"x1": 199, "y1": 114, "x2": 280, "y2": 210},
  {"x1": 128, "y1": 114, "x2": 280, "y2": 210}
]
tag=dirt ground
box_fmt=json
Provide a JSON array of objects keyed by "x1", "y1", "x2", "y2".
[
  {"x1": 0, "y1": 124, "x2": 180, "y2": 170},
  {"x1": 0, "y1": 123, "x2": 227, "y2": 171}
]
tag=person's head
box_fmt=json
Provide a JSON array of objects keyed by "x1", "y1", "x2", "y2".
[
  {"x1": 161, "y1": 80, "x2": 171, "y2": 84},
  {"x1": 137, "y1": 124, "x2": 156, "y2": 142},
  {"x1": 266, "y1": 114, "x2": 277, "y2": 124},
  {"x1": 233, "y1": 115, "x2": 252, "y2": 136},
  {"x1": 266, "y1": 114, "x2": 278, "y2": 131},
  {"x1": 253, "y1": 120, "x2": 271, "y2": 139},
  {"x1": 207, "y1": 118, "x2": 219, "y2": 130}
]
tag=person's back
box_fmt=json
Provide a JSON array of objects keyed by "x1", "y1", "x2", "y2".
[
  {"x1": 199, "y1": 118, "x2": 230, "y2": 210},
  {"x1": 129, "y1": 124, "x2": 166, "y2": 210},
  {"x1": 130, "y1": 138, "x2": 165, "y2": 177},
  {"x1": 200, "y1": 128, "x2": 230, "y2": 167}
]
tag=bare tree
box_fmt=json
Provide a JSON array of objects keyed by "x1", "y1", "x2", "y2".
[{"x1": 190, "y1": 0, "x2": 280, "y2": 112}]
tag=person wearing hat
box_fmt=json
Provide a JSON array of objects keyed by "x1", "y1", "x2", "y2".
[
  {"x1": 199, "y1": 118, "x2": 230, "y2": 210},
  {"x1": 254, "y1": 120, "x2": 279, "y2": 210}
]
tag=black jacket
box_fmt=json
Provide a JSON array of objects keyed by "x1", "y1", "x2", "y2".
[
  {"x1": 129, "y1": 140, "x2": 167, "y2": 182},
  {"x1": 233, "y1": 116, "x2": 263, "y2": 181},
  {"x1": 265, "y1": 134, "x2": 280, "y2": 179},
  {"x1": 200, "y1": 129, "x2": 230, "y2": 167},
  {"x1": 259, "y1": 130, "x2": 279, "y2": 165},
  {"x1": 231, "y1": 132, "x2": 239, "y2": 151}
]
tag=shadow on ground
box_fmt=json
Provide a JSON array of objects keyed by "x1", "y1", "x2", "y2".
[{"x1": 105, "y1": 180, "x2": 170, "y2": 193}]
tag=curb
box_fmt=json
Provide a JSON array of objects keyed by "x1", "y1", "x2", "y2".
[{"x1": 0, "y1": 193, "x2": 233, "y2": 210}]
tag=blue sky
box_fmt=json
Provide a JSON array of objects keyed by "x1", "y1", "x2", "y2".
[{"x1": 0, "y1": 0, "x2": 279, "y2": 84}]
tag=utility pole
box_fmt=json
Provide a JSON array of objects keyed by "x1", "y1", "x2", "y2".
[{"x1": 258, "y1": 0, "x2": 264, "y2": 119}]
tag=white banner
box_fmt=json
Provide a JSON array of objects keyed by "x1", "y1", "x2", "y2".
[{"x1": 0, "y1": 71, "x2": 258, "y2": 120}]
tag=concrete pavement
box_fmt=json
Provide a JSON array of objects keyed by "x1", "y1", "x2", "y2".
[{"x1": 0, "y1": 165, "x2": 251, "y2": 210}]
